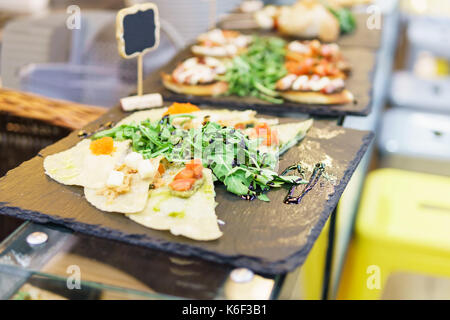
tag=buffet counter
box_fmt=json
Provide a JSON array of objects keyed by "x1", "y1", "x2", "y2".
[{"x1": 0, "y1": 1, "x2": 399, "y2": 300}]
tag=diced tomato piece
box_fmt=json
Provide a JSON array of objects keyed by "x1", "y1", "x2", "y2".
[
  {"x1": 255, "y1": 122, "x2": 268, "y2": 129},
  {"x1": 285, "y1": 58, "x2": 315, "y2": 75},
  {"x1": 255, "y1": 122, "x2": 269, "y2": 133},
  {"x1": 186, "y1": 159, "x2": 203, "y2": 179},
  {"x1": 255, "y1": 123, "x2": 278, "y2": 146},
  {"x1": 169, "y1": 178, "x2": 196, "y2": 191},
  {"x1": 175, "y1": 168, "x2": 195, "y2": 180},
  {"x1": 269, "y1": 130, "x2": 279, "y2": 146},
  {"x1": 234, "y1": 123, "x2": 246, "y2": 130},
  {"x1": 285, "y1": 61, "x2": 302, "y2": 75},
  {"x1": 185, "y1": 159, "x2": 203, "y2": 170},
  {"x1": 192, "y1": 165, "x2": 203, "y2": 179},
  {"x1": 169, "y1": 159, "x2": 202, "y2": 181}
]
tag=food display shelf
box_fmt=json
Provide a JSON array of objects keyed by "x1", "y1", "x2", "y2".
[{"x1": 0, "y1": 1, "x2": 399, "y2": 300}]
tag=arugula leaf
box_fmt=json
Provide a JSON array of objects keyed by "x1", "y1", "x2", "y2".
[
  {"x1": 328, "y1": 7, "x2": 356, "y2": 34},
  {"x1": 92, "y1": 115, "x2": 307, "y2": 201},
  {"x1": 224, "y1": 169, "x2": 252, "y2": 195},
  {"x1": 223, "y1": 36, "x2": 287, "y2": 103},
  {"x1": 257, "y1": 193, "x2": 270, "y2": 202}
]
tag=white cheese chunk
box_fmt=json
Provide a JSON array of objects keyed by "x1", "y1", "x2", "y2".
[
  {"x1": 138, "y1": 159, "x2": 157, "y2": 179},
  {"x1": 124, "y1": 152, "x2": 143, "y2": 170},
  {"x1": 106, "y1": 170, "x2": 124, "y2": 187}
]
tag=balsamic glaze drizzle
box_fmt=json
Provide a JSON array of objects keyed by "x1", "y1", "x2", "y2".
[{"x1": 283, "y1": 163, "x2": 325, "y2": 205}]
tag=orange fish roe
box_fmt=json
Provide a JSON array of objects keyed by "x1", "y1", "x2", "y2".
[
  {"x1": 164, "y1": 102, "x2": 200, "y2": 115},
  {"x1": 89, "y1": 137, "x2": 115, "y2": 155}
]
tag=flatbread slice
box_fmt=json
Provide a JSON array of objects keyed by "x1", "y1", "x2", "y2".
[
  {"x1": 43, "y1": 139, "x2": 90, "y2": 186},
  {"x1": 44, "y1": 139, "x2": 130, "y2": 188},
  {"x1": 84, "y1": 156, "x2": 163, "y2": 214},
  {"x1": 79, "y1": 141, "x2": 130, "y2": 189},
  {"x1": 116, "y1": 107, "x2": 169, "y2": 126},
  {"x1": 84, "y1": 174, "x2": 151, "y2": 214},
  {"x1": 118, "y1": 108, "x2": 279, "y2": 131},
  {"x1": 161, "y1": 72, "x2": 228, "y2": 96},
  {"x1": 280, "y1": 89, "x2": 354, "y2": 105},
  {"x1": 272, "y1": 119, "x2": 314, "y2": 146},
  {"x1": 128, "y1": 168, "x2": 222, "y2": 241}
]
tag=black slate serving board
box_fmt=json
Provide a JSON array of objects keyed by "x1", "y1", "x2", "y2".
[
  {"x1": 218, "y1": 12, "x2": 382, "y2": 50},
  {"x1": 144, "y1": 46, "x2": 376, "y2": 117},
  {"x1": 0, "y1": 107, "x2": 373, "y2": 274},
  {"x1": 334, "y1": 13, "x2": 383, "y2": 49}
]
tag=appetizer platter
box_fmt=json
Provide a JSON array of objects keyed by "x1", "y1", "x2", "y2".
[
  {"x1": 220, "y1": 0, "x2": 382, "y2": 49},
  {"x1": 0, "y1": 103, "x2": 373, "y2": 274},
  {"x1": 147, "y1": 34, "x2": 375, "y2": 116}
]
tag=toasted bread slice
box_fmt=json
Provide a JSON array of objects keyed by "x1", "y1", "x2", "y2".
[
  {"x1": 162, "y1": 73, "x2": 228, "y2": 96},
  {"x1": 280, "y1": 89, "x2": 354, "y2": 105}
]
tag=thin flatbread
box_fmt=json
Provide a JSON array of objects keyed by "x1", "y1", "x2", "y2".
[
  {"x1": 128, "y1": 168, "x2": 222, "y2": 241},
  {"x1": 161, "y1": 73, "x2": 228, "y2": 97},
  {"x1": 79, "y1": 141, "x2": 130, "y2": 189},
  {"x1": 116, "y1": 107, "x2": 169, "y2": 126},
  {"x1": 44, "y1": 139, "x2": 130, "y2": 188},
  {"x1": 118, "y1": 107, "x2": 279, "y2": 129},
  {"x1": 84, "y1": 174, "x2": 151, "y2": 214},
  {"x1": 280, "y1": 90, "x2": 354, "y2": 105},
  {"x1": 84, "y1": 156, "x2": 163, "y2": 214},
  {"x1": 272, "y1": 119, "x2": 314, "y2": 146},
  {"x1": 43, "y1": 139, "x2": 90, "y2": 186}
]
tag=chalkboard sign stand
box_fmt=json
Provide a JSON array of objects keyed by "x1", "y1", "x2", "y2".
[{"x1": 116, "y1": 3, "x2": 163, "y2": 111}]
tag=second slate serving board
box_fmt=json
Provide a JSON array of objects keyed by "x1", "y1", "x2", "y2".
[
  {"x1": 0, "y1": 106, "x2": 373, "y2": 274},
  {"x1": 144, "y1": 46, "x2": 376, "y2": 117},
  {"x1": 219, "y1": 12, "x2": 383, "y2": 50}
]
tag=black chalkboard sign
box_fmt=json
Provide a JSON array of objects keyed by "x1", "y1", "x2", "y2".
[{"x1": 116, "y1": 3, "x2": 160, "y2": 59}]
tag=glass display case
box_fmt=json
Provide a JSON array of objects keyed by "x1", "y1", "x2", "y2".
[
  {"x1": 0, "y1": 222, "x2": 283, "y2": 300},
  {"x1": 0, "y1": 0, "x2": 400, "y2": 300}
]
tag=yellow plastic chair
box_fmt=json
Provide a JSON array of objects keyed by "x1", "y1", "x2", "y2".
[{"x1": 338, "y1": 168, "x2": 450, "y2": 299}]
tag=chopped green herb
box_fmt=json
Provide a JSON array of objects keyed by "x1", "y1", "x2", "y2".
[
  {"x1": 328, "y1": 6, "x2": 356, "y2": 34},
  {"x1": 92, "y1": 115, "x2": 305, "y2": 201},
  {"x1": 221, "y1": 36, "x2": 287, "y2": 103}
]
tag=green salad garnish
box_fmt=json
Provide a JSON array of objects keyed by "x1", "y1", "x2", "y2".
[
  {"x1": 328, "y1": 7, "x2": 356, "y2": 34},
  {"x1": 92, "y1": 114, "x2": 306, "y2": 201},
  {"x1": 220, "y1": 36, "x2": 287, "y2": 104}
]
